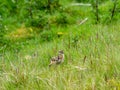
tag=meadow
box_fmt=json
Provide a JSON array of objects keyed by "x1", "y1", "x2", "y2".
[{"x1": 0, "y1": 0, "x2": 120, "y2": 90}]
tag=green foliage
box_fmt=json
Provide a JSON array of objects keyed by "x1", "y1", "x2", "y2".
[
  {"x1": 0, "y1": 16, "x2": 8, "y2": 48},
  {"x1": 76, "y1": 0, "x2": 109, "y2": 3},
  {"x1": 27, "y1": 12, "x2": 48, "y2": 28},
  {"x1": 0, "y1": 0, "x2": 120, "y2": 51},
  {"x1": 56, "y1": 13, "x2": 70, "y2": 26},
  {"x1": 40, "y1": 30, "x2": 57, "y2": 42},
  {"x1": 98, "y1": 0, "x2": 120, "y2": 23}
]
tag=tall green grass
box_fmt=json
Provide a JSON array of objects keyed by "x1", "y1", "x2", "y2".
[{"x1": 0, "y1": 23, "x2": 120, "y2": 90}]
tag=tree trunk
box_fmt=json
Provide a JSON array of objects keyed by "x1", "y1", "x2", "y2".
[
  {"x1": 95, "y1": 0, "x2": 99, "y2": 24},
  {"x1": 111, "y1": 0, "x2": 117, "y2": 20}
]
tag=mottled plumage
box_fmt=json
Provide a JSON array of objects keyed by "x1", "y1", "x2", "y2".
[{"x1": 49, "y1": 50, "x2": 64, "y2": 66}]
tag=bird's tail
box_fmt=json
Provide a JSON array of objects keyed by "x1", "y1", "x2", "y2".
[{"x1": 49, "y1": 61, "x2": 53, "y2": 67}]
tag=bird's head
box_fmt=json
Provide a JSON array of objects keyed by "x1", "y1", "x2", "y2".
[{"x1": 58, "y1": 50, "x2": 64, "y2": 54}]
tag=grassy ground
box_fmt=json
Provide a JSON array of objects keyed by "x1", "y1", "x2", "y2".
[
  {"x1": 0, "y1": 0, "x2": 120, "y2": 89},
  {"x1": 0, "y1": 21, "x2": 120, "y2": 90}
]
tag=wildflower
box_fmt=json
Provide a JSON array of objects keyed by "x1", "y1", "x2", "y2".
[{"x1": 57, "y1": 32, "x2": 64, "y2": 37}]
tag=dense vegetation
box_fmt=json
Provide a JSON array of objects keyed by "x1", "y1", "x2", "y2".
[{"x1": 0, "y1": 0, "x2": 120, "y2": 89}]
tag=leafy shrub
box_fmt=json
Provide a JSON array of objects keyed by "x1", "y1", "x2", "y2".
[
  {"x1": 29, "y1": 16, "x2": 48, "y2": 28},
  {"x1": 56, "y1": 13, "x2": 72, "y2": 26},
  {"x1": 40, "y1": 30, "x2": 57, "y2": 42},
  {"x1": 98, "y1": 1, "x2": 120, "y2": 23},
  {"x1": 56, "y1": 13, "x2": 68, "y2": 25},
  {"x1": 0, "y1": 16, "x2": 7, "y2": 48}
]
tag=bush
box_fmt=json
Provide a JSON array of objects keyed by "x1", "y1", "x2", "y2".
[
  {"x1": 40, "y1": 30, "x2": 57, "y2": 42},
  {"x1": 29, "y1": 16, "x2": 48, "y2": 28},
  {"x1": 55, "y1": 13, "x2": 74, "y2": 26}
]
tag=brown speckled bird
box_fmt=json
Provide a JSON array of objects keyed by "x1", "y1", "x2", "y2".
[{"x1": 49, "y1": 50, "x2": 64, "y2": 66}]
